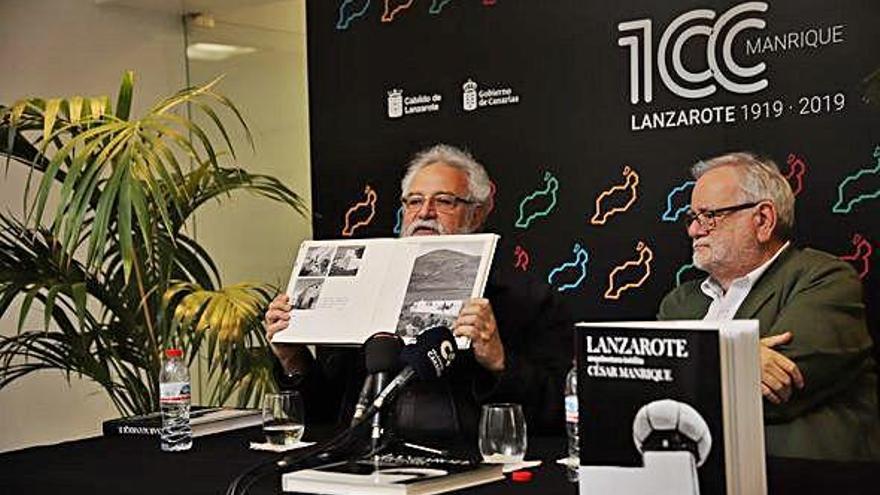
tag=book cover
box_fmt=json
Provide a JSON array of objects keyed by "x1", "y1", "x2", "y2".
[
  {"x1": 576, "y1": 322, "x2": 726, "y2": 495},
  {"x1": 282, "y1": 453, "x2": 503, "y2": 495}
]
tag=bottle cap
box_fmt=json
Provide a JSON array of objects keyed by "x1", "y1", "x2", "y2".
[
  {"x1": 165, "y1": 348, "x2": 183, "y2": 358},
  {"x1": 511, "y1": 470, "x2": 533, "y2": 482}
]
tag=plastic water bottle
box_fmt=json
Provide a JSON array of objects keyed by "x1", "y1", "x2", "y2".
[
  {"x1": 565, "y1": 363, "x2": 579, "y2": 481},
  {"x1": 159, "y1": 348, "x2": 192, "y2": 451}
]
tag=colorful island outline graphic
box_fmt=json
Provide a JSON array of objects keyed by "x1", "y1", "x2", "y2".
[
  {"x1": 605, "y1": 241, "x2": 654, "y2": 300},
  {"x1": 514, "y1": 171, "x2": 559, "y2": 229},
  {"x1": 832, "y1": 146, "x2": 880, "y2": 214},
  {"x1": 840, "y1": 233, "x2": 873, "y2": 280},
  {"x1": 675, "y1": 262, "x2": 699, "y2": 287},
  {"x1": 547, "y1": 242, "x2": 589, "y2": 292},
  {"x1": 382, "y1": 0, "x2": 415, "y2": 22},
  {"x1": 429, "y1": 0, "x2": 453, "y2": 14},
  {"x1": 661, "y1": 180, "x2": 695, "y2": 222},
  {"x1": 591, "y1": 166, "x2": 639, "y2": 225},
  {"x1": 337, "y1": 0, "x2": 371, "y2": 30},
  {"x1": 785, "y1": 153, "x2": 807, "y2": 196},
  {"x1": 342, "y1": 185, "x2": 378, "y2": 237},
  {"x1": 514, "y1": 245, "x2": 530, "y2": 271},
  {"x1": 392, "y1": 205, "x2": 403, "y2": 234},
  {"x1": 337, "y1": 0, "x2": 497, "y2": 30}
]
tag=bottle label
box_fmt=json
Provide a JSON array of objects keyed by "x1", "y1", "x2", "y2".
[
  {"x1": 565, "y1": 394, "x2": 579, "y2": 423},
  {"x1": 160, "y1": 382, "x2": 191, "y2": 404}
]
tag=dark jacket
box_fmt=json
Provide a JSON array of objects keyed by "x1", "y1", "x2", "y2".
[
  {"x1": 276, "y1": 264, "x2": 573, "y2": 444},
  {"x1": 658, "y1": 246, "x2": 880, "y2": 461}
]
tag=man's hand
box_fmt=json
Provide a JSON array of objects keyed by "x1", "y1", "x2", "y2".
[
  {"x1": 265, "y1": 294, "x2": 292, "y2": 342},
  {"x1": 759, "y1": 331, "x2": 805, "y2": 404},
  {"x1": 264, "y1": 294, "x2": 305, "y2": 372},
  {"x1": 453, "y1": 298, "x2": 505, "y2": 373}
]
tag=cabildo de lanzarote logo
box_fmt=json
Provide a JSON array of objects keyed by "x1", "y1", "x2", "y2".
[
  {"x1": 461, "y1": 78, "x2": 520, "y2": 112},
  {"x1": 386, "y1": 87, "x2": 442, "y2": 119}
]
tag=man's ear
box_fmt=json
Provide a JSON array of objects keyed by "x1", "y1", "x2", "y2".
[
  {"x1": 474, "y1": 181, "x2": 496, "y2": 228},
  {"x1": 487, "y1": 181, "x2": 497, "y2": 214},
  {"x1": 755, "y1": 202, "x2": 777, "y2": 242}
]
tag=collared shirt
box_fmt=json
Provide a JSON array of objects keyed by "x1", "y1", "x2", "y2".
[{"x1": 701, "y1": 242, "x2": 791, "y2": 321}]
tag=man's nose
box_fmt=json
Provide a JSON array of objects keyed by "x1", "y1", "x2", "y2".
[
  {"x1": 416, "y1": 199, "x2": 437, "y2": 218},
  {"x1": 686, "y1": 217, "x2": 705, "y2": 238}
]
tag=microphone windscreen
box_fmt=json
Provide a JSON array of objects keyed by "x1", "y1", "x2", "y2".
[
  {"x1": 364, "y1": 332, "x2": 404, "y2": 374},
  {"x1": 400, "y1": 326, "x2": 456, "y2": 380}
]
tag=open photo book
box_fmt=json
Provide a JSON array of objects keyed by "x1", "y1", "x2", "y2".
[{"x1": 272, "y1": 233, "x2": 499, "y2": 347}]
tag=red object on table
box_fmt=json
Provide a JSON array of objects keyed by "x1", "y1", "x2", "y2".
[{"x1": 511, "y1": 470, "x2": 533, "y2": 482}]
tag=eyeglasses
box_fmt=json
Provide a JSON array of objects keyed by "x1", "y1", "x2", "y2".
[
  {"x1": 401, "y1": 193, "x2": 476, "y2": 213},
  {"x1": 682, "y1": 201, "x2": 761, "y2": 230}
]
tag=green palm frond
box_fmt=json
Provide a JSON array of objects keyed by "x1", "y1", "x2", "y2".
[
  {"x1": 0, "y1": 71, "x2": 306, "y2": 414},
  {"x1": 0, "y1": 215, "x2": 154, "y2": 415},
  {"x1": 178, "y1": 164, "x2": 307, "y2": 229},
  {"x1": 164, "y1": 282, "x2": 271, "y2": 341},
  {"x1": 1, "y1": 72, "x2": 254, "y2": 282},
  {"x1": 163, "y1": 282, "x2": 275, "y2": 406}
]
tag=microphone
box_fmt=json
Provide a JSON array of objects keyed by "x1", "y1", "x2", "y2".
[
  {"x1": 371, "y1": 326, "x2": 457, "y2": 411},
  {"x1": 271, "y1": 327, "x2": 457, "y2": 475},
  {"x1": 351, "y1": 332, "x2": 403, "y2": 425}
]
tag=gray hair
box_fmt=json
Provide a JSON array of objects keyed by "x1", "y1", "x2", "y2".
[
  {"x1": 691, "y1": 152, "x2": 794, "y2": 239},
  {"x1": 401, "y1": 144, "x2": 492, "y2": 203}
]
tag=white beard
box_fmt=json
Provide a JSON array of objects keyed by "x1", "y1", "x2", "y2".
[
  {"x1": 401, "y1": 218, "x2": 478, "y2": 237},
  {"x1": 402, "y1": 219, "x2": 448, "y2": 237}
]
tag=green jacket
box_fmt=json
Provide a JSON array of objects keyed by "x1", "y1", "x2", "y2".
[{"x1": 658, "y1": 246, "x2": 880, "y2": 461}]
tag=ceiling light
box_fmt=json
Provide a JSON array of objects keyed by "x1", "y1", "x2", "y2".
[{"x1": 186, "y1": 43, "x2": 257, "y2": 61}]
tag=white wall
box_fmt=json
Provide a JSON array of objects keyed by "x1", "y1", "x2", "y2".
[
  {"x1": 186, "y1": 0, "x2": 312, "y2": 290},
  {"x1": 0, "y1": 0, "x2": 312, "y2": 452},
  {"x1": 182, "y1": 0, "x2": 313, "y2": 403}
]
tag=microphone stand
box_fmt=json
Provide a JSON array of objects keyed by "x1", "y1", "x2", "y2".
[
  {"x1": 370, "y1": 372, "x2": 389, "y2": 453},
  {"x1": 228, "y1": 326, "x2": 454, "y2": 495},
  {"x1": 226, "y1": 378, "x2": 409, "y2": 495}
]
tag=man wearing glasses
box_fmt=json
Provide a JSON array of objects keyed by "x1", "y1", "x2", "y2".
[
  {"x1": 658, "y1": 152, "x2": 880, "y2": 461},
  {"x1": 265, "y1": 144, "x2": 571, "y2": 442}
]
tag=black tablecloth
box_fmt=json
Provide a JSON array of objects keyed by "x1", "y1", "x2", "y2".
[{"x1": 1, "y1": 426, "x2": 878, "y2": 494}]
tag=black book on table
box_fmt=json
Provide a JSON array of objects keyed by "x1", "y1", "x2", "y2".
[
  {"x1": 102, "y1": 407, "x2": 262, "y2": 437},
  {"x1": 575, "y1": 320, "x2": 765, "y2": 495}
]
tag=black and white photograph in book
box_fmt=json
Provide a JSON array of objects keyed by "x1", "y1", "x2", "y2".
[
  {"x1": 329, "y1": 245, "x2": 365, "y2": 277},
  {"x1": 395, "y1": 242, "x2": 483, "y2": 340},
  {"x1": 632, "y1": 399, "x2": 713, "y2": 471},
  {"x1": 292, "y1": 278, "x2": 324, "y2": 310},
  {"x1": 299, "y1": 245, "x2": 334, "y2": 277}
]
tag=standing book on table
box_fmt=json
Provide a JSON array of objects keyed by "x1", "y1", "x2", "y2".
[
  {"x1": 575, "y1": 320, "x2": 766, "y2": 495},
  {"x1": 273, "y1": 234, "x2": 498, "y2": 347}
]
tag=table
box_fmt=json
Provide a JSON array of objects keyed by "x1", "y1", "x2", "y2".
[{"x1": 2, "y1": 426, "x2": 878, "y2": 494}]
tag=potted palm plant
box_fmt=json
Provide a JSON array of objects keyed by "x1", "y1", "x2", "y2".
[{"x1": 0, "y1": 71, "x2": 305, "y2": 415}]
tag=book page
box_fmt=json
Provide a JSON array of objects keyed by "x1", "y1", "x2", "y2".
[
  {"x1": 274, "y1": 238, "x2": 396, "y2": 344},
  {"x1": 719, "y1": 320, "x2": 764, "y2": 495},
  {"x1": 371, "y1": 234, "x2": 498, "y2": 346}
]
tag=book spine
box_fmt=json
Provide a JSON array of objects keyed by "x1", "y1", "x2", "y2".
[{"x1": 102, "y1": 424, "x2": 161, "y2": 436}]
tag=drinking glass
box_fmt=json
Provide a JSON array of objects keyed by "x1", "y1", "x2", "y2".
[
  {"x1": 262, "y1": 391, "x2": 305, "y2": 445},
  {"x1": 479, "y1": 403, "x2": 527, "y2": 463}
]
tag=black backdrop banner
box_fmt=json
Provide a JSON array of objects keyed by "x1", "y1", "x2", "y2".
[{"x1": 306, "y1": 0, "x2": 879, "y2": 324}]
